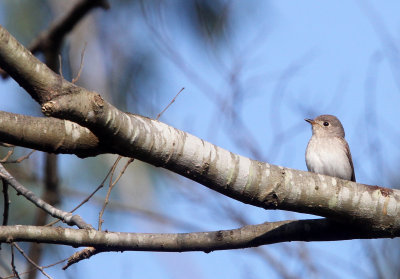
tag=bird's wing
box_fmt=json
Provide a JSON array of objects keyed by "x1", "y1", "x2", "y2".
[{"x1": 340, "y1": 137, "x2": 356, "y2": 182}]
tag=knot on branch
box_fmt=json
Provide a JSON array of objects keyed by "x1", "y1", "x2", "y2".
[
  {"x1": 93, "y1": 93, "x2": 104, "y2": 108},
  {"x1": 41, "y1": 101, "x2": 57, "y2": 116}
]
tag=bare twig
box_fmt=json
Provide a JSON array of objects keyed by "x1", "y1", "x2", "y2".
[
  {"x1": 92, "y1": 84, "x2": 185, "y2": 229},
  {"x1": 63, "y1": 186, "x2": 201, "y2": 231},
  {"x1": 28, "y1": 153, "x2": 60, "y2": 279},
  {"x1": 2, "y1": 150, "x2": 36, "y2": 164},
  {"x1": 3, "y1": 258, "x2": 67, "y2": 279},
  {"x1": 10, "y1": 244, "x2": 21, "y2": 279},
  {"x1": 0, "y1": 143, "x2": 14, "y2": 147},
  {"x1": 72, "y1": 157, "x2": 133, "y2": 267},
  {"x1": 13, "y1": 150, "x2": 35, "y2": 163},
  {"x1": 117, "y1": 158, "x2": 135, "y2": 183},
  {"x1": 12, "y1": 243, "x2": 53, "y2": 279},
  {"x1": 63, "y1": 247, "x2": 99, "y2": 270},
  {"x1": 156, "y1": 87, "x2": 185, "y2": 120},
  {"x1": 45, "y1": 160, "x2": 116, "y2": 227},
  {"x1": 72, "y1": 43, "x2": 87, "y2": 84},
  {"x1": 46, "y1": 157, "x2": 120, "y2": 270},
  {"x1": 97, "y1": 85, "x2": 185, "y2": 230},
  {"x1": 98, "y1": 157, "x2": 134, "y2": 230},
  {"x1": 0, "y1": 163, "x2": 93, "y2": 229},
  {"x1": 98, "y1": 156, "x2": 122, "y2": 230},
  {"x1": 0, "y1": 147, "x2": 14, "y2": 162}
]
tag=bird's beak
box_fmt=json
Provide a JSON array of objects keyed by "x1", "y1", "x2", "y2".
[{"x1": 305, "y1": 118, "x2": 315, "y2": 125}]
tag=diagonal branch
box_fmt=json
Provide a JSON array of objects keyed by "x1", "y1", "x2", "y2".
[
  {"x1": 0, "y1": 164, "x2": 93, "y2": 229},
  {"x1": 12, "y1": 243, "x2": 53, "y2": 279},
  {"x1": 29, "y1": 0, "x2": 109, "y2": 54}
]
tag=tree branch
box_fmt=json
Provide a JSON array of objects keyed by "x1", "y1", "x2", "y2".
[
  {"x1": 0, "y1": 220, "x2": 395, "y2": 252},
  {"x1": 0, "y1": 111, "x2": 111, "y2": 157},
  {"x1": 0, "y1": 0, "x2": 109, "y2": 78},
  {"x1": 29, "y1": 0, "x2": 109, "y2": 54},
  {"x1": 0, "y1": 164, "x2": 93, "y2": 229},
  {"x1": 0, "y1": 25, "x2": 83, "y2": 104},
  {"x1": 12, "y1": 243, "x2": 53, "y2": 279}
]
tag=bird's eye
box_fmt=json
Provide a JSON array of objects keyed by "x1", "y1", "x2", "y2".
[{"x1": 323, "y1": 122, "x2": 329, "y2": 126}]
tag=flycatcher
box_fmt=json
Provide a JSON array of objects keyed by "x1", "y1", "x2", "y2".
[{"x1": 305, "y1": 114, "x2": 355, "y2": 182}]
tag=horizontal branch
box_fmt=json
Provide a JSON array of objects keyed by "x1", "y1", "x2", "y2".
[
  {"x1": 0, "y1": 220, "x2": 394, "y2": 252},
  {"x1": 0, "y1": 111, "x2": 111, "y2": 157}
]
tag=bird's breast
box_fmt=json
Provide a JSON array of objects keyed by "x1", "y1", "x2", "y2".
[{"x1": 305, "y1": 136, "x2": 352, "y2": 180}]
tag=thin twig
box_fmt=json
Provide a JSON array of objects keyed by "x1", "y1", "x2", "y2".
[
  {"x1": 3, "y1": 258, "x2": 67, "y2": 279},
  {"x1": 0, "y1": 147, "x2": 14, "y2": 162},
  {"x1": 0, "y1": 143, "x2": 14, "y2": 147},
  {"x1": 63, "y1": 247, "x2": 100, "y2": 270},
  {"x1": 0, "y1": 163, "x2": 93, "y2": 229},
  {"x1": 66, "y1": 69, "x2": 180, "y2": 268},
  {"x1": 2, "y1": 179, "x2": 9, "y2": 226},
  {"x1": 156, "y1": 87, "x2": 185, "y2": 120},
  {"x1": 63, "y1": 186, "x2": 201, "y2": 231},
  {"x1": 98, "y1": 86, "x2": 183, "y2": 230},
  {"x1": 14, "y1": 150, "x2": 36, "y2": 163},
  {"x1": 72, "y1": 42, "x2": 87, "y2": 84},
  {"x1": 11, "y1": 244, "x2": 21, "y2": 279},
  {"x1": 45, "y1": 161, "x2": 115, "y2": 227},
  {"x1": 3, "y1": 150, "x2": 36, "y2": 164},
  {"x1": 63, "y1": 156, "x2": 126, "y2": 270},
  {"x1": 12, "y1": 243, "x2": 53, "y2": 279},
  {"x1": 98, "y1": 156, "x2": 124, "y2": 230}
]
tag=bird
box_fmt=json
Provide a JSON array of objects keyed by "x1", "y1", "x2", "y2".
[{"x1": 305, "y1": 114, "x2": 355, "y2": 182}]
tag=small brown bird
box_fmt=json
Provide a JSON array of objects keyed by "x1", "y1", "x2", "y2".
[{"x1": 305, "y1": 114, "x2": 355, "y2": 182}]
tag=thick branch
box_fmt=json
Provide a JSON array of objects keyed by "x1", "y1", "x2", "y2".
[
  {"x1": 0, "y1": 111, "x2": 111, "y2": 157},
  {"x1": 0, "y1": 220, "x2": 395, "y2": 251},
  {"x1": 0, "y1": 25, "x2": 82, "y2": 104}
]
